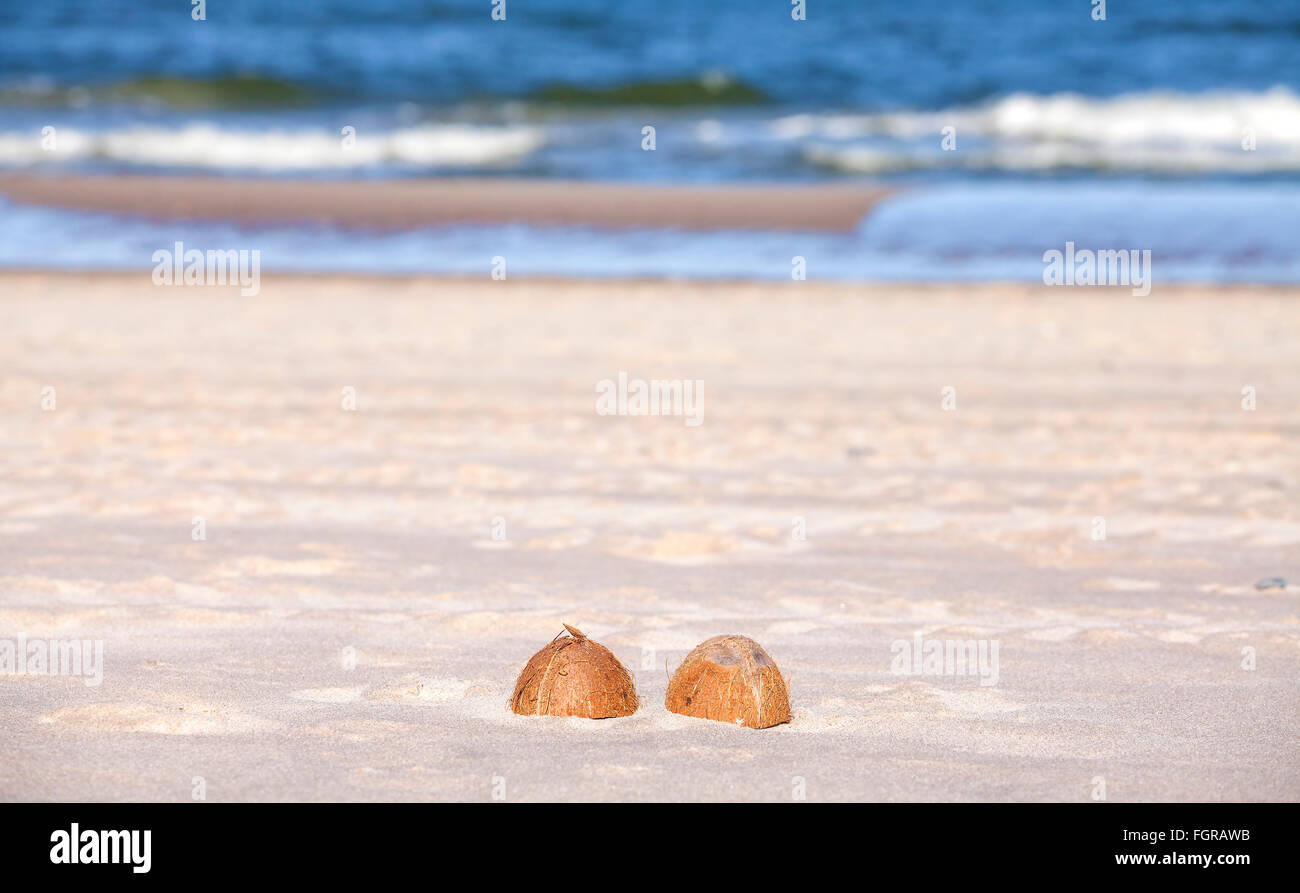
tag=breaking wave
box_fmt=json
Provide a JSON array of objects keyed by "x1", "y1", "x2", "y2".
[
  {"x1": 791, "y1": 88, "x2": 1300, "y2": 174},
  {"x1": 0, "y1": 123, "x2": 545, "y2": 171}
]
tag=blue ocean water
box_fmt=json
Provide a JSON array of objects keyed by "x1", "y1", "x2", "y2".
[
  {"x1": 1, "y1": 0, "x2": 1298, "y2": 280},
  {"x1": 5, "y1": 0, "x2": 1299, "y2": 113}
]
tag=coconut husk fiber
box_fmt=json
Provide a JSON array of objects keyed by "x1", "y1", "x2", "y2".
[
  {"x1": 511, "y1": 624, "x2": 639, "y2": 718},
  {"x1": 665, "y1": 634, "x2": 791, "y2": 729}
]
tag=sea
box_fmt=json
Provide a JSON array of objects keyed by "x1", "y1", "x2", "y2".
[{"x1": 1, "y1": 0, "x2": 1298, "y2": 281}]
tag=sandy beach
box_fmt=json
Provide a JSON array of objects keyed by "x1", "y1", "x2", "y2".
[{"x1": 1, "y1": 271, "x2": 1296, "y2": 802}]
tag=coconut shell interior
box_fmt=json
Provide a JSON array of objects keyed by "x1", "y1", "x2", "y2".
[
  {"x1": 665, "y1": 634, "x2": 791, "y2": 728},
  {"x1": 511, "y1": 631, "x2": 639, "y2": 718}
]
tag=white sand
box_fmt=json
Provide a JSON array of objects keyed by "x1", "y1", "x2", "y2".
[{"x1": 1, "y1": 272, "x2": 1297, "y2": 801}]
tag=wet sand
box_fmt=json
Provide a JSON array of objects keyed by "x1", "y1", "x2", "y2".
[
  {"x1": 0, "y1": 272, "x2": 1297, "y2": 801},
  {"x1": 0, "y1": 175, "x2": 893, "y2": 231}
]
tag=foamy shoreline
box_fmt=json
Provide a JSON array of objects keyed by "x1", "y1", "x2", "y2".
[{"x1": 1, "y1": 272, "x2": 1296, "y2": 801}]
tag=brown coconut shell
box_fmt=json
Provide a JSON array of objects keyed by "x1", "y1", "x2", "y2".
[
  {"x1": 665, "y1": 634, "x2": 790, "y2": 729},
  {"x1": 511, "y1": 624, "x2": 638, "y2": 718}
]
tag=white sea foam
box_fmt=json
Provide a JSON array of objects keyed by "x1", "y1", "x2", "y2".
[
  {"x1": 786, "y1": 88, "x2": 1300, "y2": 173},
  {"x1": 0, "y1": 122, "x2": 545, "y2": 170}
]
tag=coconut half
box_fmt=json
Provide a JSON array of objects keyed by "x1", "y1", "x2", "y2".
[
  {"x1": 511, "y1": 624, "x2": 639, "y2": 718},
  {"x1": 665, "y1": 634, "x2": 791, "y2": 728}
]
